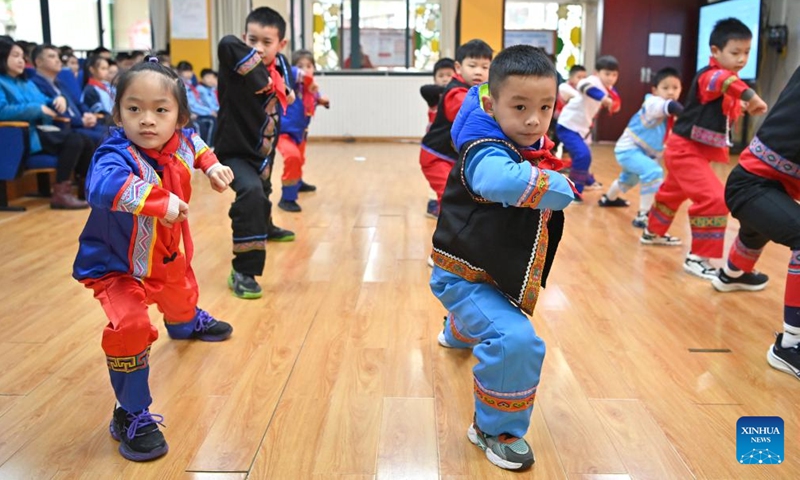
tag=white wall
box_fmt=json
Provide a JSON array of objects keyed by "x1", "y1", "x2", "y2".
[{"x1": 309, "y1": 75, "x2": 431, "y2": 138}]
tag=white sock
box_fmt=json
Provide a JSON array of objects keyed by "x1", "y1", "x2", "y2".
[
  {"x1": 606, "y1": 180, "x2": 622, "y2": 200},
  {"x1": 640, "y1": 193, "x2": 655, "y2": 213},
  {"x1": 723, "y1": 264, "x2": 744, "y2": 278},
  {"x1": 782, "y1": 324, "x2": 800, "y2": 348}
]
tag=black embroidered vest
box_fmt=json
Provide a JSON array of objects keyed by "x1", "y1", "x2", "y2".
[
  {"x1": 672, "y1": 66, "x2": 729, "y2": 148},
  {"x1": 431, "y1": 138, "x2": 564, "y2": 314},
  {"x1": 421, "y1": 76, "x2": 471, "y2": 160}
]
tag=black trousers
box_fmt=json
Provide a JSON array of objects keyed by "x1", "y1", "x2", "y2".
[
  {"x1": 725, "y1": 165, "x2": 800, "y2": 251},
  {"x1": 38, "y1": 129, "x2": 94, "y2": 182},
  {"x1": 222, "y1": 157, "x2": 275, "y2": 276}
]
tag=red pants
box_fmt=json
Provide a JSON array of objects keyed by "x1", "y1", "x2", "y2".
[
  {"x1": 648, "y1": 139, "x2": 728, "y2": 258},
  {"x1": 419, "y1": 149, "x2": 454, "y2": 203},
  {"x1": 85, "y1": 265, "x2": 199, "y2": 359},
  {"x1": 278, "y1": 134, "x2": 307, "y2": 186}
]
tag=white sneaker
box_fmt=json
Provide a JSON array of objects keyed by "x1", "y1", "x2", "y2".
[
  {"x1": 684, "y1": 253, "x2": 718, "y2": 280},
  {"x1": 437, "y1": 330, "x2": 453, "y2": 348},
  {"x1": 640, "y1": 228, "x2": 681, "y2": 246},
  {"x1": 427, "y1": 255, "x2": 434, "y2": 268}
]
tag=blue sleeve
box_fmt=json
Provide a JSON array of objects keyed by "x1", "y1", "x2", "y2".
[
  {"x1": 463, "y1": 144, "x2": 575, "y2": 210},
  {"x1": 667, "y1": 100, "x2": 684, "y2": 115},
  {"x1": 584, "y1": 86, "x2": 606, "y2": 101},
  {"x1": 0, "y1": 84, "x2": 45, "y2": 122}
]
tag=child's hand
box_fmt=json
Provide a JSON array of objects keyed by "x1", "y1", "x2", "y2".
[
  {"x1": 208, "y1": 165, "x2": 234, "y2": 192},
  {"x1": 287, "y1": 89, "x2": 297, "y2": 105},
  {"x1": 308, "y1": 82, "x2": 320, "y2": 94},
  {"x1": 745, "y1": 95, "x2": 768, "y2": 115},
  {"x1": 318, "y1": 95, "x2": 330, "y2": 108},
  {"x1": 601, "y1": 96, "x2": 613, "y2": 109},
  {"x1": 176, "y1": 199, "x2": 189, "y2": 222}
]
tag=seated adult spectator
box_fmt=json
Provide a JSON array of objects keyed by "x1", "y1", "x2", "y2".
[
  {"x1": 115, "y1": 52, "x2": 133, "y2": 72},
  {"x1": 129, "y1": 50, "x2": 145, "y2": 65},
  {"x1": 30, "y1": 44, "x2": 106, "y2": 144},
  {"x1": 0, "y1": 39, "x2": 93, "y2": 209},
  {"x1": 81, "y1": 55, "x2": 113, "y2": 117},
  {"x1": 176, "y1": 60, "x2": 216, "y2": 146},
  {"x1": 91, "y1": 46, "x2": 112, "y2": 60}
]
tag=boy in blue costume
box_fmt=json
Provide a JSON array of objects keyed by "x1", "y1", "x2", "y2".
[{"x1": 430, "y1": 45, "x2": 576, "y2": 471}]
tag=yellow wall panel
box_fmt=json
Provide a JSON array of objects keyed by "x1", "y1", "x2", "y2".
[{"x1": 459, "y1": 0, "x2": 504, "y2": 53}]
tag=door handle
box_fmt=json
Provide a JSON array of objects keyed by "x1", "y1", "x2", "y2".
[
  {"x1": 640, "y1": 67, "x2": 647, "y2": 83},
  {"x1": 646, "y1": 67, "x2": 652, "y2": 83}
]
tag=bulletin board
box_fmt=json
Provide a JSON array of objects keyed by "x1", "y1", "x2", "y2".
[{"x1": 503, "y1": 29, "x2": 557, "y2": 55}]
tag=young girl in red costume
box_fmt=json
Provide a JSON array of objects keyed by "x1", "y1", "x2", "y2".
[{"x1": 73, "y1": 57, "x2": 235, "y2": 462}]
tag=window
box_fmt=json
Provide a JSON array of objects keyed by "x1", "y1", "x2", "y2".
[
  {"x1": 49, "y1": 0, "x2": 101, "y2": 50},
  {"x1": 503, "y1": 1, "x2": 584, "y2": 79},
  {"x1": 1, "y1": 0, "x2": 44, "y2": 43},
  {"x1": 312, "y1": 0, "x2": 441, "y2": 71},
  {"x1": 104, "y1": 0, "x2": 151, "y2": 51}
]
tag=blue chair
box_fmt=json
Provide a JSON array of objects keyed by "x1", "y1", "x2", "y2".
[{"x1": 0, "y1": 122, "x2": 58, "y2": 211}]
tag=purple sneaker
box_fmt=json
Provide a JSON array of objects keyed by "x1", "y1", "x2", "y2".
[
  {"x1": 166, "y1": 309, "x2": 233, "y2": 341},
  {"x1": 109, "y1": 407, "x2": 168, "y2": 461}
]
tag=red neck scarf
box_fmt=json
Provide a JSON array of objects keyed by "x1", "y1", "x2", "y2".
[
  {"x1": 520, "y1": 136, "x2": 563, "y2": 171},
  {"x1": 267, "y1": 59, "x2": 288, "y2": 111},
  {"x1": 708, "y1": 57, "x2": 743, "y2": 121},
  {"x1": 140, "y1": 132, "x2": 194, "y2": 262},
  {"x1": 88, "y1": 78, "x2": 110, "y2": 95}
]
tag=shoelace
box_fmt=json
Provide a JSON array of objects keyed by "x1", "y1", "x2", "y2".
[
  {"x1": 126, "y1": 410, "x2": 165, "y2": 440},
  {"x1": 194, "y1": 309, "x2": 216, "y2": 333}
]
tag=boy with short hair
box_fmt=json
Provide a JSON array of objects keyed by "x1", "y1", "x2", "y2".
[
  {"x1": 198, "y1": 68, "x2": 219, "y2": 114},
  {"x1": 430, "y1": 44, "x2": 575, "y2": 471},
  {"x1": 599, "y1": 67, "x2": 684, "y2": 228},
  {"x1": 642, "y1": 18, "x2": 768, "y2": 280},
  {"x1": 556, "y1": 55, "x2": 621, "y2": 195},
  {"x1": 420, "y1": 39, "x2": 492, "y2": 217},
  {"x1": 215, "y1": 6, "x2": 296, "y2": 299}
]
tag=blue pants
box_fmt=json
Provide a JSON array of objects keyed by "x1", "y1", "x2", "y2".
[
  {"x1": 614, "y1": 148, "x2": 664, "y2": 195},
  {"x1": 557, "y1": 124, "x2": 591, "y2": 193},
  {"x1": 430, "y1": 267, "x2": 545, "y2": 438}
]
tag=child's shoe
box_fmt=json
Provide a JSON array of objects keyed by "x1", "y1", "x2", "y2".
[
  {"x1": 109, "y1": 407, "x2": 168, "y2": 462},
  {"x1": 767, "y1": 333, "x2": 800, "y2": 379},
  {"x1": 228, "y1": 269, "x2": 263, "y2": 299},
  {"x1": 712, "y1": 269, "x2": 769, "y2": 292},
  {"x1": 427, "y1": 255, "x2": 434, "y2": 268},
  {"x1": 468, "y1": 421, "x2": 534, "y2": 471},
  {"x1": 640, "y1": 228, "x2": 681, "y2": 246},
  {"x1": 632, "y1": 211, "x2": 648, "y2": 229},
  {"x1": 426, "y1": 199, "x2": 440, "y2": 219},
  {"x1": 267, "y1": 223, "x2": 296, "y2": 242},
  {"x1": 298, "y1": 180, "x2": 317, "y2": 192},
  {"x1": 437, "y1": 330, "x2": 453, "y2": 347},
  {"x1": 597, "y1": 194, "x2": 629, "y2": 207},
  {"x1": 683, "y1": 253, "x2": 717, "y2": 280},
  {"x1": 166, "y1": 308, "x2": 233, "y2": 341},
  {"x1": 278, "y1": 199, "x2": 302, "y2": 212}
]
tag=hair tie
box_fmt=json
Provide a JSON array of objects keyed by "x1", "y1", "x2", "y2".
[{"x1": 148, "y1": 56, "x2": 159, "y2": 63}]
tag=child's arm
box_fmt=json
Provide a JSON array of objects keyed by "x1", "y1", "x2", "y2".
[
  {"x1": 700, "y1": 68, "x2": 767, "y2": 115},
  {"x1": 0, "y1": 86, "x2": 50, "y2": 121},
  {"x1": 189, "y1": 131, "x2": 233, "y2": 192},
  {"x1": 86, "y1": 151, "x2": 183, "y2": 222},
  {"x1": 464, "y1": 144, "x2": 575, "y2": 210},
  {"x1": 443, "y1": 87, "x2": 468, "y2": 122},
  {"x1": 217, "y1": 35, "x2": 273, "y2": 95},
  {"x1": 420, "y1": 84, "x2": 445, "y2": 108},
  {"x1": 558, "y1": 82, "x2": 579, "y2": 103}
]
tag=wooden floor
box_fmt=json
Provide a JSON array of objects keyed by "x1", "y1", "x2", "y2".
[{"x1": 0, "y1": 142, "x2": 798, "y2": 479}]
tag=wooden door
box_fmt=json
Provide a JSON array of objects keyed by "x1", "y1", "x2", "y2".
[{"x1": 596, "y1": 0, "x2": 704, "y2": 142}]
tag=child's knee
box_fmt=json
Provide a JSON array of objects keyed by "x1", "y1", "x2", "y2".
[
  {"x1": 103, "y1": 315, "x2": 157, "y2": 354},
  {"x1": 502, "y1": 322, "x2": 545, "y2": 361}
]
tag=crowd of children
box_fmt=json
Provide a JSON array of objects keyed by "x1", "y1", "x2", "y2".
[{"x1": 9, "y1": 4, "x2": 783, "y2": 474}]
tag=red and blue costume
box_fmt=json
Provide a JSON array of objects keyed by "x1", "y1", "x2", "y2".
[{"x1": 73, "y1": 127, "x2": 223, "y2": 413}]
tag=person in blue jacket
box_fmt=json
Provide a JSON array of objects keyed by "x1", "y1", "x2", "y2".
[{"x1": 430, "y1": 44, "x2": 576, "y2": 471}]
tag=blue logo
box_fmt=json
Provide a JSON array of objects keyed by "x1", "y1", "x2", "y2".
[{"x1": 737, "y1": 416, "x2": 783, "y2": 464}]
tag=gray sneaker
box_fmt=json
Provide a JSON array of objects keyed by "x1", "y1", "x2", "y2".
[
  {"x1": 467, "y1": 422, "x2": 534, "y2": 471},
  {"x1": 683, "y1": 254, "x2": 717, "y2": 280},
  {"x1": 228, "y1": 269, "x2": 263, "y2": 299}
]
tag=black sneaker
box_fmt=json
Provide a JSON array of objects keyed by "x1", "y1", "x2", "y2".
[
  {"x1": 598, "y1": 194, "x2": 629, "y2": 207},
  {"x1": 712, "y1": 269, "x2": 769, "y2": 292},
  {"x1": 267, "y1": 223, "x2": 295, "y2": 242},
  {"x1": 767, "y1": 333, "x2": 800, "y2": 379},
  {"x1": 228, "y1": 269, "x2": 263, "y2": 299},
  {"x1": 632, "y1": 211, "x2": 648, "y2": 229},
  {"x1": 278, "y1": 199, "x2": 302, "y2": 212},
  {"x1": 109, "y1": 407, "x2": 168, "y2": 462},
  {"x1": 190, "y1": 309, "x2": 232, "y2": 341},
  {"x1": 298, "y1": 181, "x2": 317, "y2": 192}
]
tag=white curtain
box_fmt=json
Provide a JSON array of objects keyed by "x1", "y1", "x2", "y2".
[
  {"x1": 440, "y1": 0, "x2": 457, "y2": 60},
  {"x1": 211, "y1": 0, "x2": 251, "y2": 69},
  {"x1": 149, "y1": 0, "x2": 169, "y2": 52}
]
